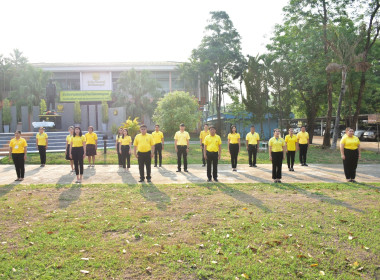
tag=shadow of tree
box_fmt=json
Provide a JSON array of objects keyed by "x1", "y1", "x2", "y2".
[
  {"x1": 58, "y1": 185, "x2": 82, "y2": 209},
  {"x1": 140, "y1": 184, "x2": 171, "y2": 211}
]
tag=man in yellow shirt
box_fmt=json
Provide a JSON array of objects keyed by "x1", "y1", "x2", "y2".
[
  {"x1": 204, "y1": 126, "x2": 222, "y2": 182},
  {"x1": 297, "y1": 126, "x2": 309, "y2": 166},
  {"x1": 35, "y1": 127, "x2": 48, "y2": 167},
  {"x1": 174, "y1": 123, "x2": 190, "y2": 172},
  {"x1": 152, "y1": 124, "x2": 164, "y2": 167},
  {"x1": 9, "y1": 131, "x2": 28, "y2": 181},
  {"x1": 199, "y1": 124, "x2": 209, "y2": 167},
  {"x1": 134, "y1": 124, "x2": 155, "y2": 183},
  {"x1": 269, "y1": 128, "x2": 286, "y2": 183},
  {"x1": 246, "y1": 125, "x2": 260, "y2": 167}
]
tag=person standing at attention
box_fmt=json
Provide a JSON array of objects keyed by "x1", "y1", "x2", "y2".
[
  {"x1": 285, "y1": 128, "x2": 298, "y2": 171},
  {"x1": 119, "y1": 128, "x2": 132, "y2": 172},
  {"x1": 228, "y1": 125, "x2": 240, "y2": 171},
  {"x1": 342, "y1": 127, "x2": 350, "y2": 139},
  {"x1": 204, "y1": 126, "x2": 222, "y2": 182},
  {"x1": 36, "y1": 127, "x2": 48, "y2": 167},
  {"x1": 65, "y1": 126, "x2": 75, "y2": 172},
  {"x1": 246, "y1": 125, "x2": 260, "y2": 167},
  {"x1": 269, "y1": 128, "x2": 286, "y2": 183},
  {"x1": 199, "y1": 124, "x2": 209, "y2": 167},
  {"x1": 70, "y1": 127, "x2": 86, "y2": 184},
  {"x1": 134, "y1": 124, "x2": 155, "y2": 183},
  {"x1": 152, "y1": 124, "x2": 164, "y2": 167},
  {"x1": 116, "y1": 127, "x2": 123, "y2": 167},
  {"x1": 85, "y1": 126, "x2": 97, "y2": 167},
  {"x1": 297, "y1": 126, "x2": 309, "y2": 166},
  {"x1": 9, "y1": 131, "x2": 27, "y2": 181},
  {"x1": 340, "y1": 128, "x2": 361, "y2": 182},
  {"x1": 174, "y1": 123, "x2": 190, "y2": 172}
]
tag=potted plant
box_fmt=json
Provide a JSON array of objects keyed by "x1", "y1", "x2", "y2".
[
  {"x1": 2, "y1": 99, "x2": 12, "y2": 133},
  {"x1": 101, "y1": 101, "x2": 109, "y2": 132},
  {"x1": 40, "y1": 99, "x2": 47, "y2": 115},
  {"x1": 74, "y1": 101, "x2": 81, "y2": 126}
]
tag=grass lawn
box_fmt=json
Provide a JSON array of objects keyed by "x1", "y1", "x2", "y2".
[
  {"x1": 1, "y1": 144, "x2": 379, "y2": 165},
  {"x1": 0, "y1": 182, "x2": 379, "y2": 279}
]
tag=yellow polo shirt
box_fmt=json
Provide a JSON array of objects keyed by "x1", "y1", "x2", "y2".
[
  {"x1": 71, "y1": 135, "x2": 86, "y2": 147},
  {"x1": 204, "y1": 134, "x2": 222, "y2": 152},
  {"x1": 246, "y1": 132, "x2": 260, "y2": 145},
  {"x1": 199, "y1": 130, "x2": 210, "y2": 144},
  {"x1": 174, "y1": 131, "x2": 190, "y2": 145},
  {"x1": 228, "y1": 133, "x2": 240, "y2": 144},
  {"x1": 285, "y1": 134, "x2": 297, "y2": 151},
  {"x1": 66, "y1": 135, "x2": 73, "y2": 144},
  {"x1": 117, "y1": 135, "x2": 122, "y2": 143},
  {"x1": 133, "y1": 133, "x2": 154, "y2": 153},
  {"x1": 297, "y1": 131, "x2": 309, "y2": 144},
  {"x1": 152, "y1": 131, "x2": 164, "y2": 144},
  {"x1": 9, "y1": 138, "x2": 28, "y2": 154},
  {"x1": 269, "y1": 137, "x2": 285, "y2": 152},
  {"x1": 120, "y1": 135, "x2": 132, "y2": 146},
  {"x1": 85, "y1": 132, "x2": 98, "y2": 145},
  {"x1": 340, "y1": 136, "x2": 360, "y2": 150},
  {"x1": 36, "y1": 132, "x2": 48, "y2": 146}
]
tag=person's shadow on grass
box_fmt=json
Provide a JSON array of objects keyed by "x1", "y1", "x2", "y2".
[
  {"x1": 116, "y1": 169, "x2": 138, "y2": 185},
  {"x1": 0, "y1": 182, "x2": 20, "y2": 197},
  {"x1": 58, "y1": 184, "x2": 82, "y2": 209},
  {"x1": 140, "y1": 183, "x2": 171, "y2": 211}
]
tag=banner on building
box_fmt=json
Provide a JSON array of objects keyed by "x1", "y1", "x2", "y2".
[
  {"x1": 81, "y1": 72, "x2": 112, "y2": 91},
  {"x1": 60, "y1": 91, "x2": 112, "y2": 102}
]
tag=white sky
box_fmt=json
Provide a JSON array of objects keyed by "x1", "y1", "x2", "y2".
[{"x1": 0, "y1": 0, "x2": 288, "y2": 63}]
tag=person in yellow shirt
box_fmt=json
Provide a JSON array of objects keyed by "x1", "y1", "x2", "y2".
[
  {"x1": 134, "y1": 124, "x2": 155, "y2": 183},
  {"x1": 65, "y1": 126, "x2": 75, "y2": 172},
  {"x1": 85, "y1": 126, "x2": 98, "y2": 167},
  {"x1": 228, "y1": 125, "x2": 240, "y2": 171},
  {"x1": 342, "y1": 127, "x2": 350, "y2": 140},
  {"x1": 115, "y1": 127, "x2": 123, "y2": 167},
  {"x1": 204, "y1": 126, "x2": 222, "y2": 182},
  {"x1": 152, "y1": 124, "x2": 164, "y2": 167},
  {"x1": 9, "y1": 130, "x2": 28, "y2": 181},
  {"x1": 69, "y1": 127, "x2": 87, "y2": 184},
  {"x1": 296, "y1": 126, "x2": 309, "y2": 166},
  {"x1": 285, "y1": 128, "x2": 298, "y2": 171},
  {"x1": 119, "y1": 128, "x2": 132, "y2": 171},
  {"x1": 35, "y1": 127, "x2": 48, "y2": 167},
  {"x1": 269, "y1": 128, "x2": 286, "y2": 183},
  {"x1": 340, "y1": 128, "x2": 361, "y2": 182},
  {"x1": 174, "y1": 123, "x2": 190, "y2": 172},
  {"x1": 246, "y1": 125, "x2": 260, "y2": 167},
  {"x1": 199, "y1": 124, "x2": 209, "y2": 167}
]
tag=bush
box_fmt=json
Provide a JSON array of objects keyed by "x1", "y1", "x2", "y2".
[
  {"x1": 121, "y1": 117, "x2": 140, "y2": 138},
  {"x1": 40, "y1": 99, "x2": 47, "y2": 115},
  {"x1": 111, "y1": 124, "x2": 119, "y2": 135},
  {"x1": 74, "y1": 101, "x2": 81, "y2": 124},
  {"x1": 102, "y1": 101, "x2": 109, "y2": 123},
  {"x1": 2, "y1": 99, "x2": 12, "y2": 125}
]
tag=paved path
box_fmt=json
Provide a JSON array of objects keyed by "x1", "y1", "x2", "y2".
[{"x1": 0, "y1": 164, "x2": 379, "y2": 185}]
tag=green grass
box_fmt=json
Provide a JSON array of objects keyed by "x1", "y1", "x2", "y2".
[
  {"x1": 1, "y1": 144, "x2": 379, "y2": 165},
  {"x1": 0, "y1": 182, "x2": 379, "y2": 279}
]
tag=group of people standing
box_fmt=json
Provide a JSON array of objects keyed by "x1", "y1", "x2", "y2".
[{"x1": 8, "y1": 124, "x2": 361, "y2": 184}]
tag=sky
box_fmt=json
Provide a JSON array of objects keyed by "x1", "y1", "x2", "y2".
[{"x1": 0, "y1": 0, "x2": 288, "y2": 63}]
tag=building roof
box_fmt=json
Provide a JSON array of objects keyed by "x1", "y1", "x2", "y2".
[{"x1": 32, "y1": 61, "x2": 183, "y2": 72}]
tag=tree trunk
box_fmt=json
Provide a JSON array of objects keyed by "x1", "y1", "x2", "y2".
[
  {"x1": 331, "y1": 67, "x2": 347, "y2": 149},
  {"x1": 352, "y1": 71, "x2": 366, "y2": 126}
]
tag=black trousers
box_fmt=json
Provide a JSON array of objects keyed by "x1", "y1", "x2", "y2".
[
  {"x1": 299, "y1": 144, "x2": 308, "y2": 164},
  {"x1": 271, "y1": 151, "x2": 283, "y2": 179},
  {"x1": 117, "y1": 143, "x2": 122, "y2": 166},
  {"x1": 229, "y1": 143, "x2": 239, "y2": 168},
  {"x1": 72, "y1": 147, "x2": 84, "y2": 175},
  {"x1": 12, "y1": 153, "x2": 25, "y2": 178},
  {"x1": 286, "y1": 151, "x2": 295, "y2": 168},
  {"x1": 206, "y1": 151, "x2": 218, "y2": 180},
  {"x1": 248, "y1": 144, "x2": 258, "y2": 165},
  {"x1": 343, "y1": 148, "x2": 359, "y2": 179},
  {"x1": 138, "y1": 151, "x2": 151, "y2": 180},
  {"x1": 38, "y1": 145, "x2": 46, "y2": 164},
  {"x1": 177, "y1": 145, "x2": 187, "y2": 170},
  {"x1": 201, "y1": 144, "x2": 206, "y2": 165},
  {"x1": 154, "y1": 143, "x2": 162, "y2": 166},
  {"x1": 121, "y1": 145, "x2": 131, "y2": 168}
]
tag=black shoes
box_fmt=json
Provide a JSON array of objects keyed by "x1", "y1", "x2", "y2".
[
  {"x1": 304, "y1": 163, "x2": 308, "y2": 166},
  {"x1": 184, "y1": 169, "x2": 188, "y2": 172},
  {"x1": 249, "y1": 165, "x2": 253, "y2": 167},
  {"x1": 176, "y1": 169, "x2": 181, "y2": 172},
  {"x1": 207, "y1": 179, "x2": 212, "y2": 182},
  {"x1": 138, "y1": 179, "x2": 144, "y2": 183},
  {"x1": 154, "y1": 165, "x2": 157, "y2": 167},
  {"x1": 214, "y1": 178, "x2": 218, "y2": 182},
  {"x1": 253, "y1": 164, "x2": 257, "y2": 167},
  {"x1": 147, "y1": 179, "x2": 151, "y2": 183}
]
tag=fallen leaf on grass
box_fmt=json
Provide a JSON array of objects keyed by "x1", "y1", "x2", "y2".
[
  {"x1": 339, "y1": 219, "x2": 348, "y2": 223},
  {"x1": 246, "y1": 245, "x2": 257, "y2": 253},
  {"x1": 80, "y1": 270, "x2": 89, "y2": 274},
  {"x1": 81, "y1": 258, "x2": 89, "y2": 261},
  {"x1": 46, "y1": 231, "x2": 53, "y2": 235},
  {"x1": 211, "y1": 261, "x2": 218, "y2": 264},
  {"x1": 177, "y1": 260, "x2": 183, "y2": 263},
  {"x1": 357, "y1": 267, "x2": 364, "y2": 272},
  {"x1": 311, "y1": 264, "x2": 318, "y2": 267},
  {"x1": 12, "y1": 268, "x2": 16, "y2": 272},
  {"x1": 122, "y1": 249, "x2": 126, "y2": 254},
  {"x1": 146, "y1": 267, "x2": 152, "y2": 274},
  {"x1": 297, "y1": 255, "x2": 307, "y2": 259},
  {"x1": 241, "y1": 273, "x2": 249, "y2": 279},
  {"x1": 319, "y1": 271, "x2": 325, "y2": 276},
  {"x1": 198, "y1": 244, "x2": 204, "y2": 249}
]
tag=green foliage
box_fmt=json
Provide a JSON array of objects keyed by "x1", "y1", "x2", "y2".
[
  {"x1": 111, "y1": 124, "x2": 119, "y2": 135},
  {"x1": 74, "y1": 101, "x2": 81, "y2": 124},
  {"x1": 101, "y1": 101, "x2": 109, "y2": 123},
  {"x1": 2, "y1": 98, "x2": 11, "y2": 124},
  {"x1": 39, "y1": 99, "x2": 47, "y2": 115},
  {"x1": 121, "y1": 117, "x2": 140, "y2": 138},
  {"x1": 153, "y1": 91, "x2": 201, "y2": 136}
]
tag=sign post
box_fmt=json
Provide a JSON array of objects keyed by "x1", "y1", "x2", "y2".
[{"x1": 368, "y1": 114, "x2": 380, "y2": 154}]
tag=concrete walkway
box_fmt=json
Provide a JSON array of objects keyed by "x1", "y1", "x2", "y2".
[{"x1": 0, "y1": 164, "x2": 379, "y2": 185}]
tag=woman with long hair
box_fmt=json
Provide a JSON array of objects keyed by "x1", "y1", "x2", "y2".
[
  {"x1": 340, "y1": 128, "x2": 361, "y2": 182},
  {"x1": 227, "y1": 125, "x2": 240, "y2": 171},
  {"x1": 35, "y1": 127, "x2": 48, "y2": 167},
  {"x1": 69, "y1": 127, "x2": 86, "y2": 183},
  {"x1": 119, "y1": 128, "x2": 132, "y2": 172},
  {"x1": 116, "y1": 127, "x2": 123, "y2": 167},
  {"x1": 9, "y1": 131, "x2": 28, "y2": 181},
  {"x1": 65, "y1": 126, "x2": 75, "y2": 172}
]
